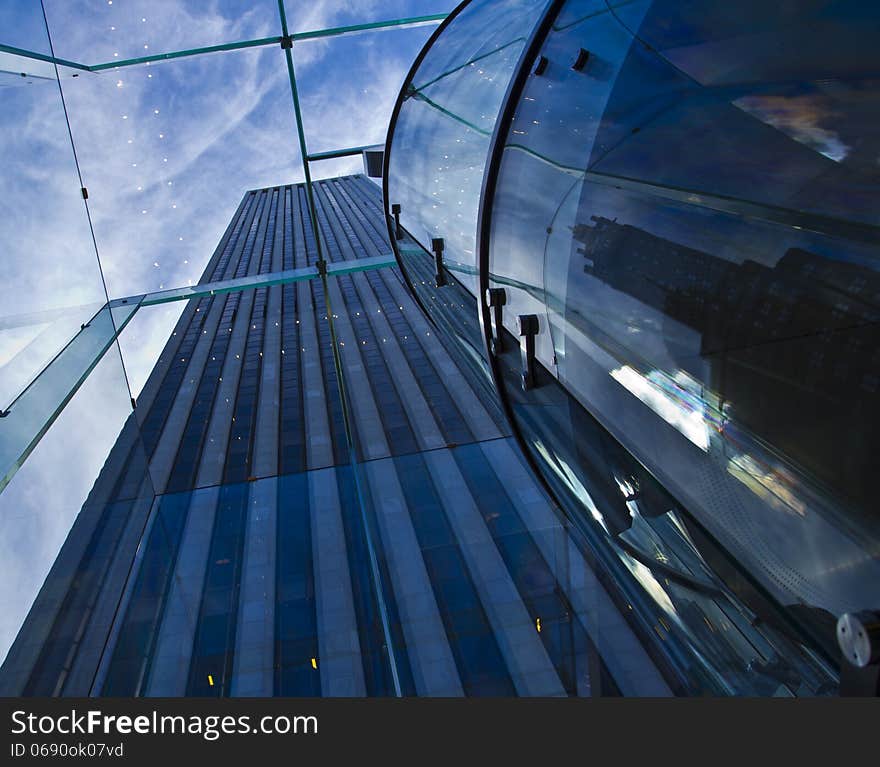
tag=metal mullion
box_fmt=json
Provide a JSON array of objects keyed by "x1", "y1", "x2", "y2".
[
  {"x1": 277, "y1": 1, "x2": 326, "y2": 274},
  {"x1": 308, "y1": 187, "x2": 406, "y2": 699},
  {"x1": 3, "y1": 13, "x2": 448, "y2": 74},
  {"x1": 291, "y1": 13, "x2": 448, "y2": 42},
  {"x1": 276, "y1": 0, "x2": 402, "y2": 693},
  {"x1": 306, "y1": 144, "x2": 377, "y2": 162},
  {"x1": 0, "y1": 42, "x2": 89, "y2": 71},
  {"x1": 87, "y1": 36, "x2": 281, "y2": 72}
]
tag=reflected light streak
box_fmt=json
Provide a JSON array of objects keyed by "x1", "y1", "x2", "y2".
[
  {"x1": 610, "y1": 366, "x2": 711, "y2": 451},
  {"x1": 532, "y1": 438, "x2": 609, "y2": 535},
  {"x1": 726, "y1": 453, "x2": 807, "y2": 517}
]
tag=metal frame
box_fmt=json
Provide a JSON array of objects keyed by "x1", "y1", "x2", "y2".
[
  {"x1": 0, "y1": 254, "x2": 395, "y2": 495},
  {"x1": 0, "y1": 14, "x2": 447, "y2": 73},
  {"x1": 0, "y1": 6, "x2": 451, "y2": 493}
]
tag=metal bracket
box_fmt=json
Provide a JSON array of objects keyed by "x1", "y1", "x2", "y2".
[
  {"x1": 280, "y1": 35, "x2": 293, "y2": 49},
  {"x1": 837, "y1": 610, "x2": 880, "y2": 696},
  {"x1": 572, "y1": 48, "x2": 590, "y2": 71},
  {"x1": 316, "y1": 259, "x2": 327, "y2": 277},
  {"x1": 391, "y1": 203, "x2": 403, "y2": 240},
  {"x1": 485, "y1": 287, "x2": 507, "y2": 354},
  {"x1": 431, "y1": 237, "x2": 447, "y2": 287},
  {"x1": 517, "y1": 314, "x2": 539, "y2": 391}
]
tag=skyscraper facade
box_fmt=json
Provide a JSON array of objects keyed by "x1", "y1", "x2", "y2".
[
  {"x1": 1, "y1": 175, "x2": 676, "y2": 697},
  {"x1": 4, "y1": 0, "x2": 877, "y2": 698}
]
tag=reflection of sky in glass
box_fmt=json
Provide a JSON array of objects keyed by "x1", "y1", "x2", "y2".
[
  {"x1": 734, "y1": 92, "x2": 850, "y2": 163},
  {"x1": 0, "y1": 0, "x2": 450, "y2": 664}
]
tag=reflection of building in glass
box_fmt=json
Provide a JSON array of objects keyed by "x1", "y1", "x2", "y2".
[
  {"x1": 384, "y1": 0, "x2": 880, "y2": 694},
  {"x1": 577, "y1": 216, "x2": 879, "y2": 517}
]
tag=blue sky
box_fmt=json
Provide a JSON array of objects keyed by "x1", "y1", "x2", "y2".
[{"x1": 0, "y1": 0, "x2": 451, "y2": 664}]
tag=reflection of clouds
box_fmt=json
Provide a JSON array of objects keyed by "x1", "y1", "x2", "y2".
[{"x1": 734, "y1": 92, "x2": 850, "y2": 163}]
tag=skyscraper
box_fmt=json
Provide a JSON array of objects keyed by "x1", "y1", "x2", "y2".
[
  {"x1": 3, "y1": 0, "x2": 877, "y2": 699},
  {"x1": 0, "y1": 175, "x2": 674, "y2": 697}
]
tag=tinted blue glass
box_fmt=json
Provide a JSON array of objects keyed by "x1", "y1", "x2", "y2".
[
  {"x1": 335, "y1": 464, "x2": 415, "y2": 696},
  {"x1": 187, "y1": 483, "x2": 249, "y2": 696},
  {"x1": 101, "y1": 491, "x2": 191, "y2": 695},
  {"x1": 387, "y1": 0, "x2": 550, "y2": 295},
  {"x1": 478, "y1": 0, "x2": 873, "y2": 693},
  {"x1": 274, "y1": 473, "x2": 319, "y2": 696},
  {"x1": 393, "y1": 451, "x2": 516, "y2": 696}
]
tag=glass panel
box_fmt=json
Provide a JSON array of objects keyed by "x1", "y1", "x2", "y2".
[
  {"x1": 0, "y1": 302, "x2": 136, "y2": 493},
  {"x1": 0, "y1": 2, "x2": 112, "y2": 436},
  {"x1": 0, "y1": 345, "x2": 154, "y2": 687},
  {"x1": 315, "y1": 177, "x2": 507, "y2": 463},
  {"x1": 386, "y1": 0, "x2": 548, "y2": 296},
  {"x1": 51, "y1": 44, "x2": 300, "y2": 300},
  {"x1": 310, "y1": 154, "x2": 375, "y2": 183},
  {"x1": 0, "y1": 303, "x2": 102, "y2": 412},
  {"x1": 115, "y1": 301, "x2": 185, "y2": 399},
  {"x1": 296, "y1": 27, "x2": 437, "y2": 159},
  {"x1": 42, "y1": 0, "x2": 281, "y2": 65},
  {"x1": 483, "y1": 0, "x2": 879, "y2": 690},
  {"x1": 284, "y1": 0, "x2": 452, "y2": 35}
]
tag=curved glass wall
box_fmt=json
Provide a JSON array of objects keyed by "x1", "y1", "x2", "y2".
[
  {"x1": 385, "y1": 0, "x2": 550, "y2": 385},
  {"x1": 387, "y1": 0, "x2": 880, "y2": 694}
]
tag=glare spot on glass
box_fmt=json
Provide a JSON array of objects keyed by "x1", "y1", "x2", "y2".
[{"x1": 610, "y1": 366, "x2": 710, "y2": 451}]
